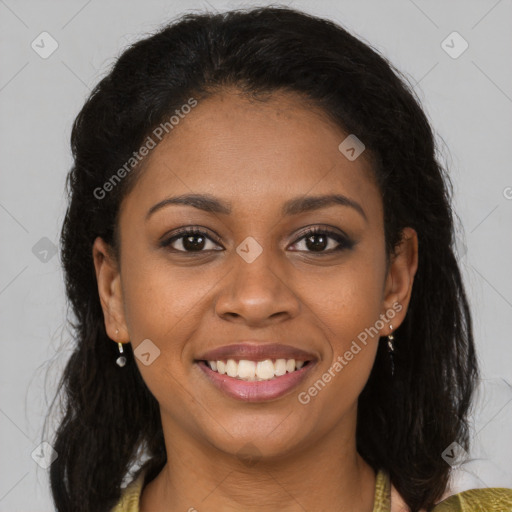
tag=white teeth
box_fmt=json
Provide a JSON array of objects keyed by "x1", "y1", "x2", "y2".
[
  {"x1": 206, "y1": 358, "x2": 308, "y2": 381},
  {"x1": 256, "y1": 359, "x2": 275, "y2": 380},
  {"x1": 217, "y1": 360, "x2": 226, "y2": 374},
  {"x1": 226, "y1": 359, "x2": 238, "y2": 378},
  {"x1": 238, "y1": 359, "x2": 256, "y2": 380},
  {"x1": 274, "y1": 358, "x2": 287, "y2": 376}
]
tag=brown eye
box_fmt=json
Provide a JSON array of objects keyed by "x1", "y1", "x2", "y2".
[
  {"x1": 161, "y1": 228, "x2": 223, "y2": 253},
  {"x1": 289, "y1": 227, "x2": 354, "y2": 253}
]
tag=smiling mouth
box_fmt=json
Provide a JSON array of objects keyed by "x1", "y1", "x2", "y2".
[{"x1": 196, "y1": 358, "x2": 312, "y2": 382}]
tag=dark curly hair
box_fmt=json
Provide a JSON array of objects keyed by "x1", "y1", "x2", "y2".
[{"x1": 44, "y1": 6, "x2": 478, "y2": 511}]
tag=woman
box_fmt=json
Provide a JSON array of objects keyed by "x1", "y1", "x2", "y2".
[{"x1": 46, "y1": 6, "x2": 512, "y2": 512}]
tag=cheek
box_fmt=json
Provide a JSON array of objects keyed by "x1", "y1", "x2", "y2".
[
  {"x1": 119, "y1": 247, "x2": 213, "y2": 365},
  {"x1": 119, "y1": 251, "x2": 215, "y2": 415},
  {"x1": 303, "y1": 249, "x2": 386, "y2": 348},
  {"x1": 296, "y1": 245, "x2": 386, "y2": 405}
]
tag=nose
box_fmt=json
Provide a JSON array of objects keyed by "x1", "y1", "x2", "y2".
[{"x1": 214, "y1": 246, "x2": 300, "y2": 327}]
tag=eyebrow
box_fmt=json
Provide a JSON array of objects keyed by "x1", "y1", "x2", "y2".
[{"x1": 146, "y1": 193, "x2": 367, "y2": 222}]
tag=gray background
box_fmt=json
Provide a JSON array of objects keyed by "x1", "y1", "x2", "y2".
[{"x1": 0, "y1": 0, "x2": 511, "y2": 509}]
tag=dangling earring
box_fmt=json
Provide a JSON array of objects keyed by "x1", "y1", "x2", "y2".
[
  {"x1": 116, "y1": 343, "x2": 126, "y2": 367},
  {"x1": 387, "y1": 324, "x2": 395, "y2": 377},
  {"x1": 115, "y1": 329, "x2": 126, "y2": 367}
]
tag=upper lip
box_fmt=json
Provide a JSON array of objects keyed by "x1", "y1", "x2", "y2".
[{"x1": 196, "y1": 342, "x2": 317, "y2": 362}]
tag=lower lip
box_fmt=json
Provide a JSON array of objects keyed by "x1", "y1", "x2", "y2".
[{"x1": 196, "y1": 361, "x2": 316, "y2": 402}]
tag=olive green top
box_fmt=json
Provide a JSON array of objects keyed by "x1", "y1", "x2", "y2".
[{"x1": 110, "y1": 467, "x2": 512, "y2": 511}]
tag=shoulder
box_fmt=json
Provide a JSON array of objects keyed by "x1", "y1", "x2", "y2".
[
  {"x1": 389, "y1": 475, "x2": 512, "y2": 512},
  {"x1": 430, "y1": 486, "x2": 512, "y2": 511},
  {"x1": 109, "y1": 470, "x2": 146, "y2": 512}
]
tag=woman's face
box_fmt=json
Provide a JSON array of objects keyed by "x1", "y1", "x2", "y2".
[{"x1": 94, "y1": 89, "x2": 417, "y2": 461}]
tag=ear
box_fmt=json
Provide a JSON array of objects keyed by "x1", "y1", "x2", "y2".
[
  {"x1": 379, "y1": 227, "x2": 418, "y2": 336},
  {"x1": 92, "y1": 236, "x2": 129, "y2": 343}
]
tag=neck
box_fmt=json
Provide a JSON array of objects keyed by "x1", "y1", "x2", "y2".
[{"x1": 140, "y1": 409, "x2": 376, "y2": 511}]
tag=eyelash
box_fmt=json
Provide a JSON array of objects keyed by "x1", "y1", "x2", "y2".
[{"x1": 160, "y1": 226, "x2": 354, "y2": 254}]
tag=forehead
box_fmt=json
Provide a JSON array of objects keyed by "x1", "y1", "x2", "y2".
[{"x1": 120, "y1": 90, "x2": 381, "y2": 222}]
